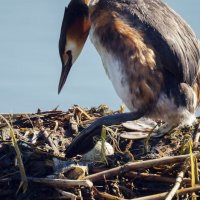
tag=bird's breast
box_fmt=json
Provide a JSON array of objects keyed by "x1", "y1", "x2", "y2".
[
  {"x1": 89, "y1": 17, "x2": 163, "y2": 113},
  {"x1": 90, "y1": 27, "x2": 134, "y2": 110}
]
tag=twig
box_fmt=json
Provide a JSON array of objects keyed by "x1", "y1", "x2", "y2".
[
  {"x1": 163, "y1": 157, "x2": 190, "y2": 200},
  {"x1": 25, "y1": 114, "x2": 35, "y2": 128},
  {"x1": 0, "y1": 171, "x2": 20, "y2": 179},
  {"x1": 76, "y1": 106, "x2": 92, "y2": 120},
  {"x1": 126, "y1": 172, "x2": 191, "y2": 184},
  {"x1": 94, "y1": 187, "x2": 123, "y2": 200},
  {"x1": 0, "y1": 178, "x2": 12, "y2": 182},
  {"x1": 28, "y1": 177, "x2": 93, "y2": 188},
  {"x1": 0, "y1": 112, "x2": 32, "y2": 117},
  {"x1": 43, "y1": 130, "x2": 60, "y2": 155},
  {"x1": 165, "y1": 171, "x2": 185, "y2": 200},
  {"x1": 31, "y1": 130, "x2": 40, "y2": 144},
  {"x1": 24, "y1": 143, "x2": 67, "y2": 160},
  {"x1": 84, "y1": 153, "x2": 200, "y2": 182},
  {"x1": 118, "y1": 185, "x2": 135, "y2": 198},
  {"x1": 97, "y1": 192, "x2": 123, "y2": 200},
  {"x1": 57, "y1": 189, "x2": 77, "y2": 200},
  {"x1": 128, "y1": 185, "x2": 200, "y2": 200},
  {"x1": 53, "y1": 120, "x2": 59, "y2": 132}
]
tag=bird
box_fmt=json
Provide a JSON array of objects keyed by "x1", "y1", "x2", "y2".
[{"x1": 58, "y1": 0, "x2": 200, "y2": 158}]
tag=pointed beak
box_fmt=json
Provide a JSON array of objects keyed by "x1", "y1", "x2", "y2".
[
  {"x1": 58, "y1": 1, "x2": 91, "y2": 94},
  {"x1": 58, "y1": 50, "x2": 72, "y2": 94}
]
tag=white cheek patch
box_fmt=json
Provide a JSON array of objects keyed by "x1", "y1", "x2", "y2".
[
  {"x1": 65, "y1": 39, "x2": 77, "y2": 52},
  {"x1": 65, "y1": 40, "x2": 76, "y2": 58},
  {"x1": 65, "y1": 39, "x2": 81, "y2": 64}
]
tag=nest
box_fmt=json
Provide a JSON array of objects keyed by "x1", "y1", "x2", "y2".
[{"x1": 0, "y1": 105, "x2": 200, "y2": 200}]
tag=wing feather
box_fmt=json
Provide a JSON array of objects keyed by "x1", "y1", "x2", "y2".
[{"x1": 104, "y1": 0, "x2": 200, "y2": 85}]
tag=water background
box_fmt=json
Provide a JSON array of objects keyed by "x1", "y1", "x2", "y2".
[{"x1": 0, "y1": 0, "x2": 199, "y2": 113}]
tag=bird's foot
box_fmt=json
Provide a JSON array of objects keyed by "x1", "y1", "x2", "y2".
[
  {"x1": 151, "y1": 123, "x2": 177, "y2": 138},
  {"x1": 65, "y1": 111, "x2": 144, "y2": 158}
]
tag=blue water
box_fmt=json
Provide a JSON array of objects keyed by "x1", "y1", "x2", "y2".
[{"x1": 0, "y1": 0, "x2": 199, "y2": 113}]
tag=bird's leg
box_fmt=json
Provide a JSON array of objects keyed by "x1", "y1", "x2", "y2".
[{"x1": 65, "y1": 111, "x2": 144, "y2": 158}]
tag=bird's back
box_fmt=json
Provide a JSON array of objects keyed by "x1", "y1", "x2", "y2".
[
  {"x1": 92, "y1": 0, "x2": 200, "y2": 84},
  {"x1": 90, "y1": 0, "x2": 200, "y2": 122}
]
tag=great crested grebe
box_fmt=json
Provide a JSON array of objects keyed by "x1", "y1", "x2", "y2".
[{"x1": 58, "y1": 0, "x2": 200, "y2": 158}]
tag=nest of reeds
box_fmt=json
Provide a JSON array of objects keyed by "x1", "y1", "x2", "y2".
[{"x1": 0, "y1": 105, "x2": 200, "y2": 200}]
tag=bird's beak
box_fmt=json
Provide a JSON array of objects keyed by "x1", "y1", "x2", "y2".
[
  {"x1": 58, "y1": 50, "x2": 73, "y2": 94},
  {"x1": 58, "y1": 0, "x2": 91, "y2": 94}
]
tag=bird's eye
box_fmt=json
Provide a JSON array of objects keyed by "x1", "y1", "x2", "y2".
[{"x1": 66, "y1": 50, "x2": 71, "y2": 56}]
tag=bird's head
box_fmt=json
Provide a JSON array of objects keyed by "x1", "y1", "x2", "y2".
[{"x1": 58, "y1": 0, "x2": 92, "y2": 94}]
